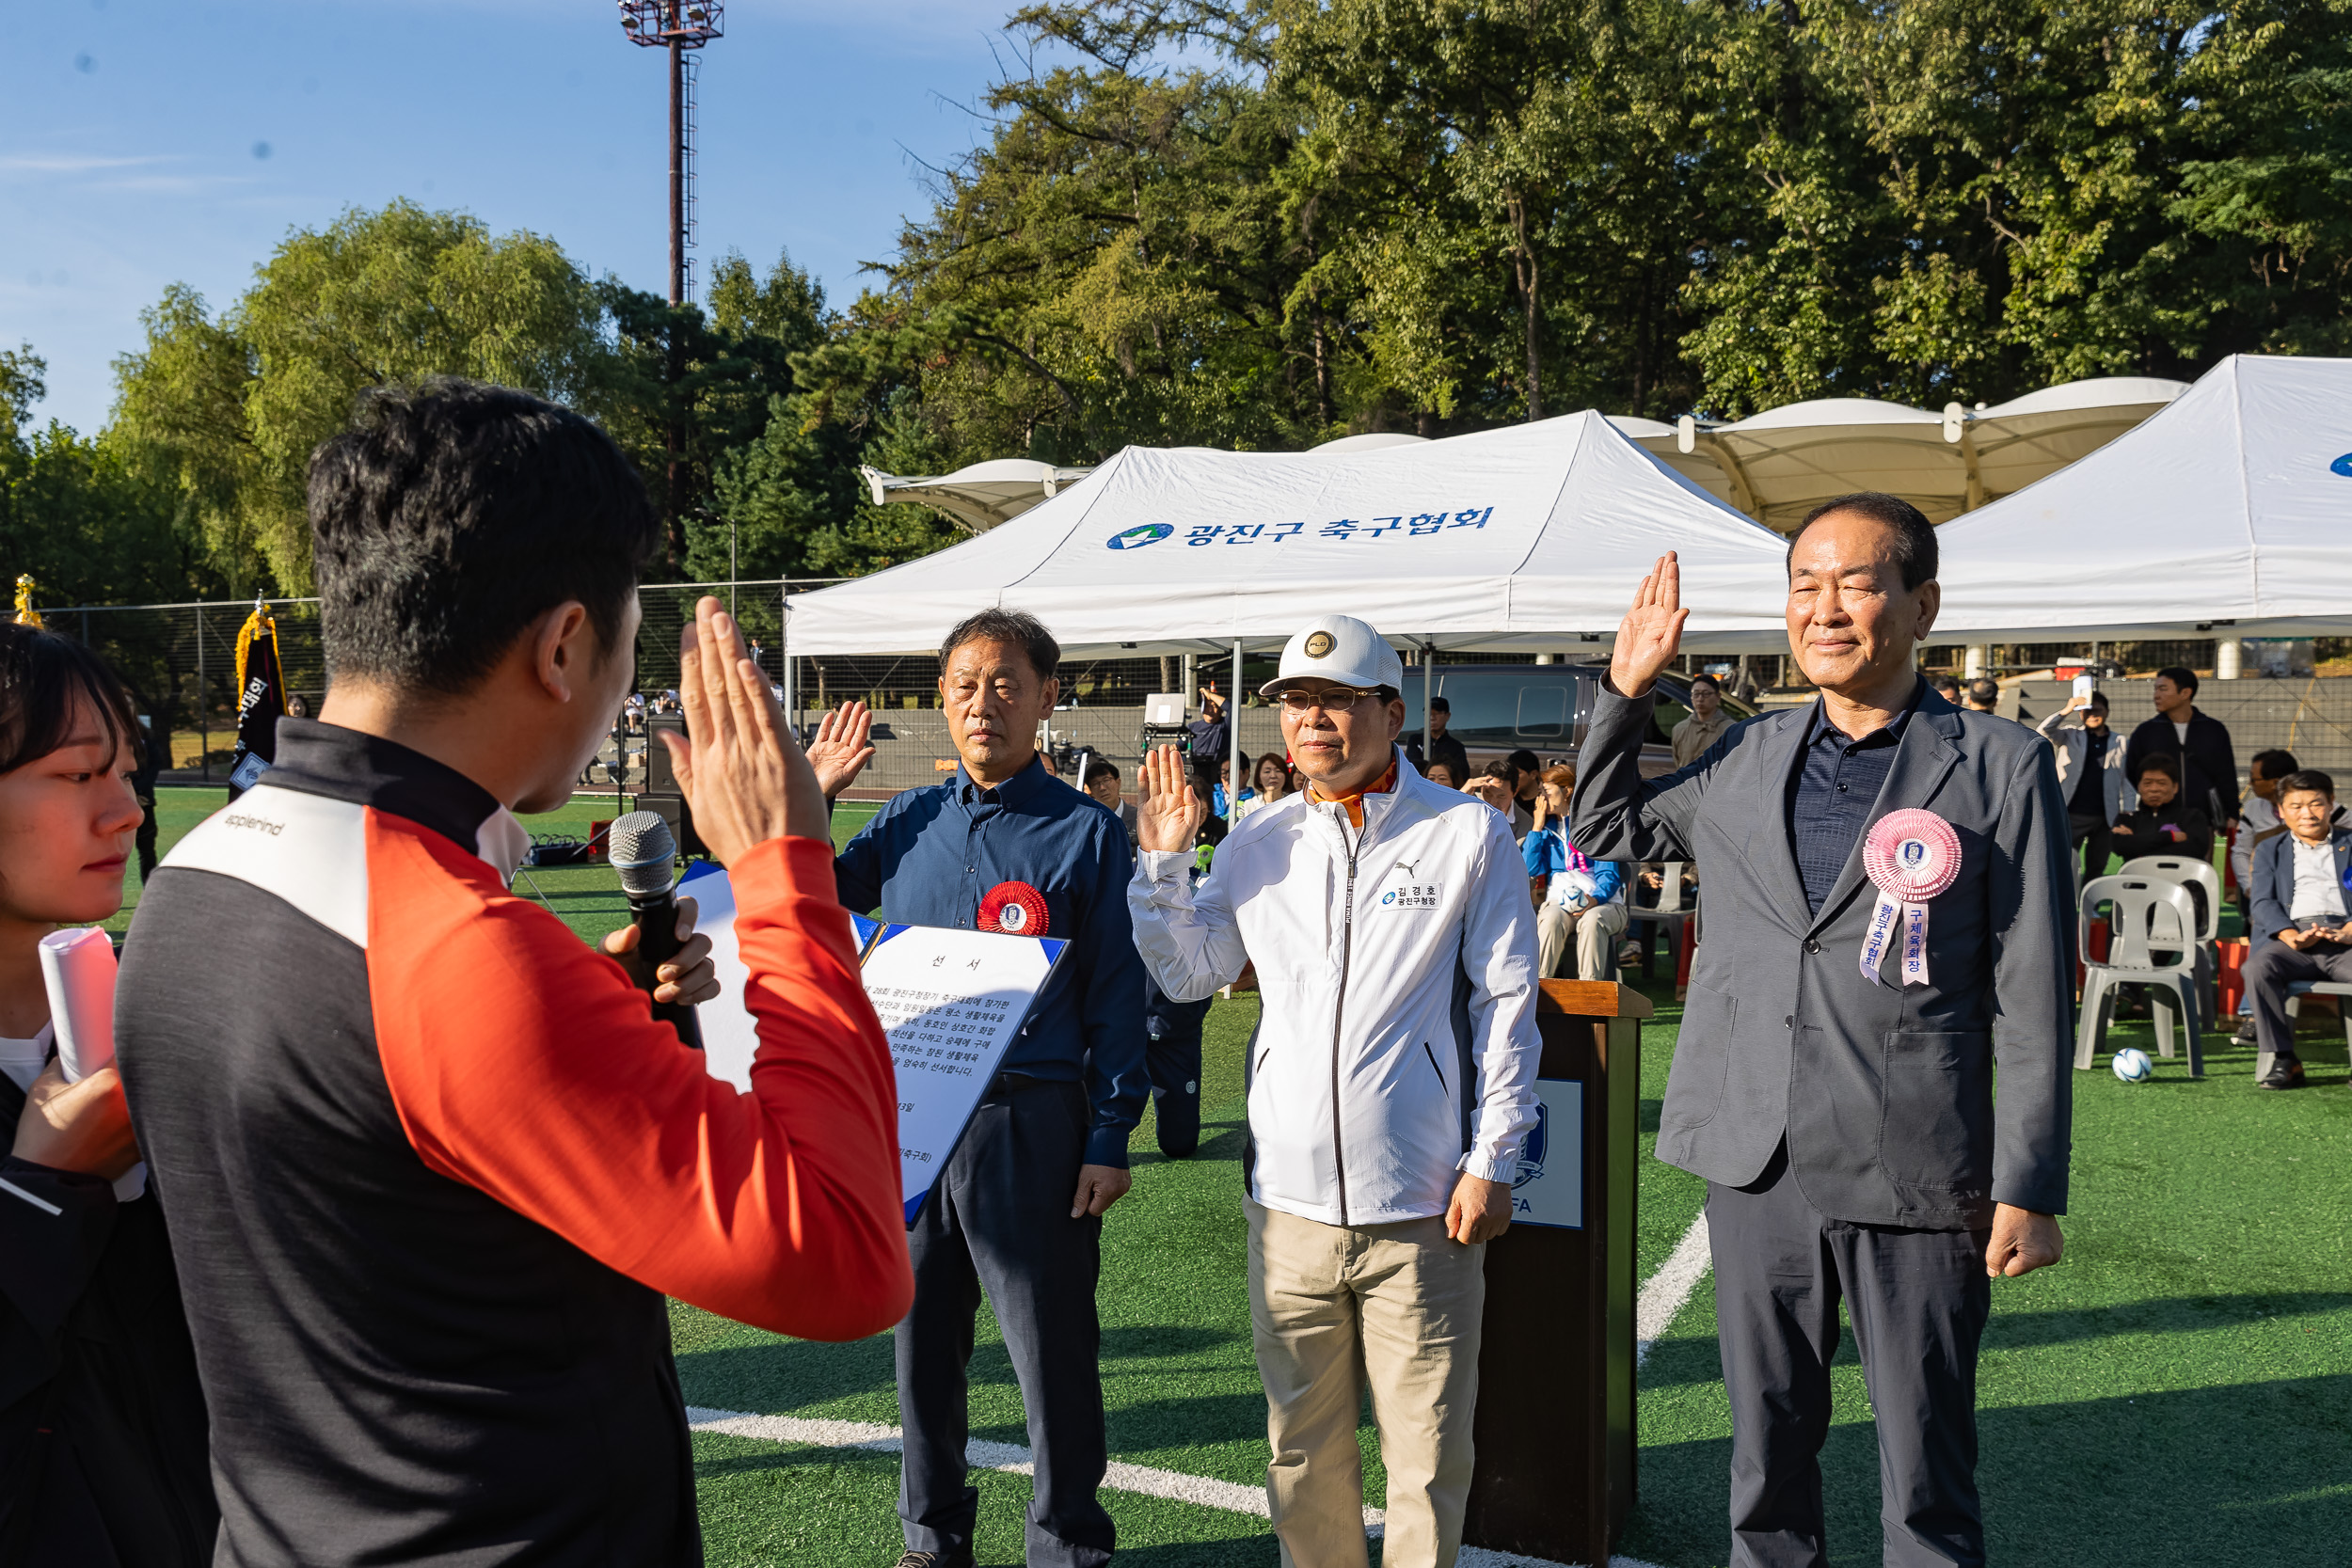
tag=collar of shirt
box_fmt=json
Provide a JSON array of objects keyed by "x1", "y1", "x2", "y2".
[
  {"x1": 954, "y1": 752, "x2": 1052, "y2": 813},
  {"x1": 1309, "y1": 757, "x2": 1400, "y2": 829},
  {"x1": 1802, "y1": 674, "x2": 1927, "y2": 752}
]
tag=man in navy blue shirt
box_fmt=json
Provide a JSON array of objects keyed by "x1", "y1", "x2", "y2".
[{"x1": 810, "y1": 609, "x2": 1147, "y2": 1568}]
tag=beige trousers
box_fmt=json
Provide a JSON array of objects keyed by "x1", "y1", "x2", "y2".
[
  {"x1": 1248, "y1": 1200, "x2": 1486, "y2": 1568},
  {"x1": 1535, "y1": 898, "x2": 1628, "y2": 980}
]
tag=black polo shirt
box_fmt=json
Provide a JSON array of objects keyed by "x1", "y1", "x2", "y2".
[{"x1": 1789, "y1": 677, "x2": 1927, "y2": 916}]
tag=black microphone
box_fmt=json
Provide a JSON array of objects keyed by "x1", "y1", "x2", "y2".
[{"x1": 608, "y1": 811, "x2": 704, "y2": 1050}]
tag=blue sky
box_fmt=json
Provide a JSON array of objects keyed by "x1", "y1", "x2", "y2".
[{"x1": 2, "y1": 0, "x2": 1032, "y2": 436}]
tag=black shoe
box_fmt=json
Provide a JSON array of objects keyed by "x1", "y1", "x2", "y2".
[
  {"x1": 2233, "y1": 1020, "x2": 2259, "y2": 1046},
  {"x1": 894, "y1": 1552, "x2": 975, "y2": 1568},
  {"x1": 2257, "y1": 1054, "x2": 2307, "y2": 1089}
]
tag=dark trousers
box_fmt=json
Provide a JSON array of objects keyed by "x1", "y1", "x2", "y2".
[
  {"x1": 2067, "y1": 812, "x2": 2111, "y2": 885},
  {"x1": 1708, "y1": 1145, "x2": 1992, "y2": 1568},
  {"x1": 898, "y1": 1078, "x2": 1113, "y2": 1567},
  {"x1": 2244, "y1": 938, "x2": 2352, "y2": 1058},
  {"x1": 1144, "y1": 976, "x2": 1208, "y2": 1158}
]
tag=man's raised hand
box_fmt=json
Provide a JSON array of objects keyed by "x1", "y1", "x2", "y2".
[
  {"x1": 1136, "y1": 744, "x2": 1206, "y2": 854},
  {"x1": 806, "y1": 700, "x2": 876, "y2": 799},
  {"x1": 660, "y1": 597, "x2": 829, "y2": 863},
  {"x1": 1609, "y1": 551, "x2": 1690, "y2": 699}
]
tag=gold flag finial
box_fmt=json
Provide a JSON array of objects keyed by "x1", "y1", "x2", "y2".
[{"x1": 12, "y1": 575, "x2": 40, "y2": 628}]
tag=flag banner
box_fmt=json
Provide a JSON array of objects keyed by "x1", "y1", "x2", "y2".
[{"x1": 230, "y1": 605, "x2": 285, "y2": 794}]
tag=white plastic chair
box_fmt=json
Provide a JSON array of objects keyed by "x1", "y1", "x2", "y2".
[
  {"x1": 2118, "y1": 854, "x2": 2222, "y2": 1026},
  {"x1": 1629, "y1": 862, "x2": 1698, "y2": 989},
  {"x1": 2075, "y1": 875, "x2": 2205, "y2": 1077}
]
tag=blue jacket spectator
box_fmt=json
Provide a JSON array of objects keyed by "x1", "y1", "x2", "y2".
[{"x1": 1522, "y1": 768, "x2": 1626, "y2": 980}]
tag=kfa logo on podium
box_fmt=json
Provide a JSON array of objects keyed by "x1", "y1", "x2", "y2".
[{"x1": 1512, "y1": 1079, "x2": 1584, "y2": 1229}]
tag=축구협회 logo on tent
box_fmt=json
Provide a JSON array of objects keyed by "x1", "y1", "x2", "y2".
[
  {"x1": 1106, "y1": 523, "x2": 1173, "y2": 550},
  {"x1": 2332, "y1": 452, "x2": 2352, "y2": 479}
]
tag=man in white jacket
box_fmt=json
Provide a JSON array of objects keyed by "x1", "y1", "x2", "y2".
[{"x1": 1128, "y1": 613, "x2": 1540, "y2": 1568}]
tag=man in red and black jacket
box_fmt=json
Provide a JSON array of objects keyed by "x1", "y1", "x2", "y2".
[{"x1": 115, "y1": 381, "x2": 912, "y2": 1566}]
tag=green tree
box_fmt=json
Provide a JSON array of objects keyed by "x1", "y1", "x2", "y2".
[
  {"x1": 112, "y1": 201, "x2": 605, "y2": 593},
  {"x1": 1, "y1": 343, "x2": 201, "y2": 610}
]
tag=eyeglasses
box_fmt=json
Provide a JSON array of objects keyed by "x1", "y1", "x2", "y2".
[{"x1": 1277, "y1": 685, "x2": 1383, "y2": 714}]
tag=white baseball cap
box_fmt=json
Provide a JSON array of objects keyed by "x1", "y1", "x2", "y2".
[{"x1": 1260, "y1": 614, "x2": 1405, "y2": 696}]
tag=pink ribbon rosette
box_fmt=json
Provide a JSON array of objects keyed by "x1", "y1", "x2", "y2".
[{"x1": 1858, "y1": 809, "x2": 1962, "y2": 987}]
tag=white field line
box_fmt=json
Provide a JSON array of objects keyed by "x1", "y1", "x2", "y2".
[
  {"x1": 688, "y1": 1404, "x2": 1661, "y2": 1567},
  {"x1": 1635, "y1": 1212, "x2": 1712, "y2": 1367},
  {"x1": 685, "y1": 1213, "x2": 1708, "y2": 1568}
]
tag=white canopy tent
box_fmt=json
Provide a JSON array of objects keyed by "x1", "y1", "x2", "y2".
[
  {"x1": 787, "y1": 410, "x2": 1792, "y2": 660},
  {"x1": 1932, "y1": 355, "x2": 2352, "y2": 641}
]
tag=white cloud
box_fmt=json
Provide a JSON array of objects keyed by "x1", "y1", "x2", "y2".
[{"x1": 0, "y1": 153, "x2": 178, "y2": 174}]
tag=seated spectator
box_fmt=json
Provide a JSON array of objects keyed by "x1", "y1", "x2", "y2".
[
  {"x1": 1931, "y1": 675, "x2": 1963, "y2": 705},
  {"x1": 2234, "y1": 748, "x2": 2297, "y2": 903},
  {"x1": 1423, "y1": 759, "x2": 1460, "y2": 790},
  {"x1": 1524, "y1": 764, "x2": 1625, "y2": 979},
  {"x1": 1084, "y1": 758, "x2": 1138, "y2": 847},
  {"x1": 1467, "y1": 758, "x2": 1531, "y2": 841},
  {"x1": 2241, "y1": 769, "x2": 2352, "y2": 1089},
  {"x1": 2111, "y1": 754, "x2": 2214, "y2": 864},
  {"x1": 1507, "y1": 748, "x2": 1543, "y2": 829},
  {"x1": 1234, "y1": 752, "x2": 1292, "y2": 822},
  {"x1": 2230, "y1": 748, "x2": 2300, "y2": 1044},
  {"x1": 1963, "y1": 677, "x2": 2000, "y2": 714},
  {"x1": 1187, "y1": 754, "x2": 1230, "y2": 819}
]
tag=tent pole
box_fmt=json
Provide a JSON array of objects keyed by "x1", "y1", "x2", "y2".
[
  {"x1": 1422, "y1": 639, "x2": 1435, "y2": 771},
  {"x1": 1229, "y1": 639, "x2": 1243, "y2": 828}
]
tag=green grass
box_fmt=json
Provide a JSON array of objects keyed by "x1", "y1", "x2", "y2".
[{"x1": 119, "y1": 792, "x2": 2352, "y2": 1565}]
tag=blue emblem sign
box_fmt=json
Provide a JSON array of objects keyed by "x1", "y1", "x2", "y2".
[
  {"x1": 1513, "y1": 1078, "x2": 1584, "y2": 1228},
  {"x1": 1105, "y1": 523, "x2": 1173, "y2": 550},
  {"x1": 2332, "y1": 452, "x2": 2352, "y2": 479}
]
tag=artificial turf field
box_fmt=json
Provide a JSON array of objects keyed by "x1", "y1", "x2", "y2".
[{"x1": 120, "y1": 788, "x2": 2352, "y2": 1565}]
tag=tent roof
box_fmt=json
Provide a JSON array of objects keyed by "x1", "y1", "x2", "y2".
[
  {"x1": 788, "y1": 411, "x2": 1792, "y2": 658},
  {"x1": 858, "y1": 458, "x2": 1095, "y2": 534},
  {"x1": 1934, "y1": 355, "x2": 2352, "y2": 641},
  {"x1": 1616, "y1": 377, "x2": 2189, "y2": 528}
]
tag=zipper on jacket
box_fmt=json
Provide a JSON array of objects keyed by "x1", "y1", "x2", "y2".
[{"x1": 1329, "y1": 809, "x2": 1361, "y2": 1227}]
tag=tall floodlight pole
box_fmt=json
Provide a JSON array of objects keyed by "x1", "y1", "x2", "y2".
[
  {"x1": 620, "y1": 2, "x2": 723, "y2": 564},
  {"x1": 618, "y1": 1, "x2": 723, "y2": 303}
]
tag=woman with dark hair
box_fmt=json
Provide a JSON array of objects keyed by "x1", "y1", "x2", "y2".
[
  {"x1": 2111, "y1": 752, "x2": 2215, "y2": 865},
  {"x1": 1233, "y1": 752, "x2": 1293, "y2": 823},
  {"x1": 0, "y1": 623, "x2": 215, "y2": 1565}
]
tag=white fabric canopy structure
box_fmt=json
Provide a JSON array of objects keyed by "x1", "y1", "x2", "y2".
[
  {"x1": 1617, "y1": 377, "x2": 2188, "y2": 530},
  {"x1": 790, "y1": 411, "x2": 1791, "y2": 657},
  {"x1": 1933, "y1": 355, "x2": 2352, "y2": 641},
  {"x1": 858, "y1": 458, "x2": 1096, "y2": 534}
]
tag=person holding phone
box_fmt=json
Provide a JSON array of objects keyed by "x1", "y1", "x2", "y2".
[{"x1": 2036, "y1": 689, "x2": 2127, "y2": 882}]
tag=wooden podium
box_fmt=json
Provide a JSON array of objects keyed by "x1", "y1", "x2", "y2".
[{"x1": 1464, "y1": 978, "x2": 1649, "y2": 1566}]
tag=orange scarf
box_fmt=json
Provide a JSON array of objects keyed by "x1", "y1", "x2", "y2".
[{"x1": 1310, "y1": 760, "x2": 1400, "y2": 829}]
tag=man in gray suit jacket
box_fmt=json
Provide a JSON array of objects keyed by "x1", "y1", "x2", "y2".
[{"x1": 1574, "y1": 493, "x2": 2071, "y2": 1568}]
